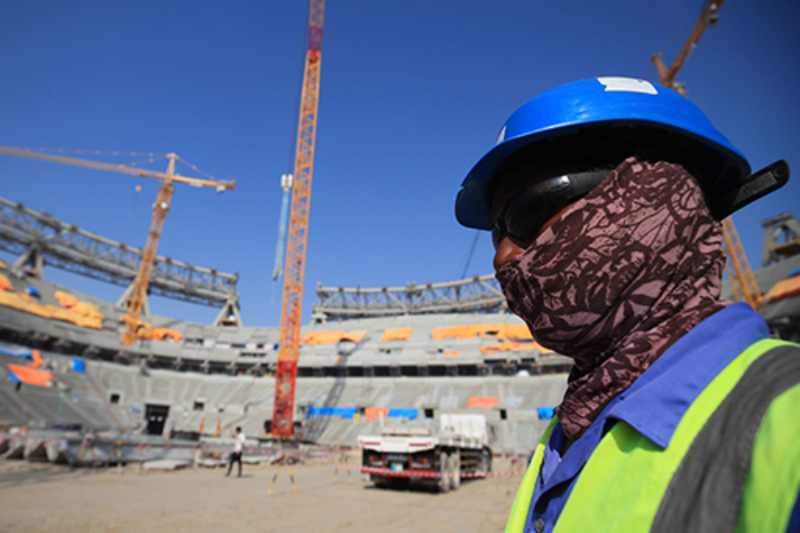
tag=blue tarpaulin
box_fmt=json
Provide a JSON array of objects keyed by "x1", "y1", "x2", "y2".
[
  {"x1": 71, "y1": 357, "x2": 86, "y2": 373},
  {"x1": 304, "y1": 407, "x2": 418, "y2": 420},
  {"x1": 306, "y1": 406, "x2": 358, "y2": 419},
  {"x1": 537, "y1": 406, "x2": 556, "y2": 420},
  {"x1": 0, "y1": 341, "x2": 33, "y2": 361},
  {"x1": 387, "y1": 408, "x2": 418, "y2": 420}
]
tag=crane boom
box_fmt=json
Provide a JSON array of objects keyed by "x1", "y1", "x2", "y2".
[
  {"x1": 271, "y1": 0, "x2": 325, "y2": 438},
  {"x1": 651, "y1": 1, "x2": 724, "y2": 95},
  {"x1": 650, "y1": 2, "x2": 762, "y2": 310},
  {"x1": 0, "y1": 146, "x2": 235, "y2": 191},
  {"x1": 0, "y1": 146, "x2": 235, "y2": 343}
]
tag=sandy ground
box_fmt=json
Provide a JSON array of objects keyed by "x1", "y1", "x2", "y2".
[{"x1": 0, "y1": 456, "x2": 524, "y2": 532}]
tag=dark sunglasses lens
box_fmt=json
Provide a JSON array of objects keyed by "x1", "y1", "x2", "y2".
[
  {"x1": 501, "y1": 181, "x2": 577, "y2": 243},
  {"x1": 491, "y1": 172, "x2": 608, "y2": 250},
  {"x1": 503, "y1": 190, "x2": 566, "y2": 241}
]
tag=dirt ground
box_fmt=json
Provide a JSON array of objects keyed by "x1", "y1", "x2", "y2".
[{"x1": 0, "y1": 456, "x2": 524, "y2": 532}]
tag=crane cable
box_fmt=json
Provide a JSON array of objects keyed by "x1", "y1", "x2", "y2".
[
  {"x1": 655, "y1": 16, "x2": 698, "y2": 57},
  {"x1": 16, "y1": 147, "x2": 166, "y2": 158},
  {"x1": 174, "y1": 155, "x2": 219, "y2": 181},
  {"x1": 11, "y1": 146, "x2": 221, "y2": 181},
  {"x1": 647, "y1": 13, "x2": 702, "y2": 80},
  {"x1": 460, "y1": 230, "x2": 481, "y2": 280}
]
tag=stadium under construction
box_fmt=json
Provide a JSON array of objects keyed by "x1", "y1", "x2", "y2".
[
  {"x1": 1, "y1": 0, "x2": 796, "y2": 477},
  {"x1": 0, "y1": 192, "x2": 798, "y2": 467}
]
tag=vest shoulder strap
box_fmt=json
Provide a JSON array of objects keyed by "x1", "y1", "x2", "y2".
[
  {"x1": 505, "y1": 418, "x2": 557, "y2": 533},
  {"x1": 552, "y1": 338, "x2": 795, "y2": 533},
  {"x1": 653, "y1": 342, "x2": 800, "y2": 533}
]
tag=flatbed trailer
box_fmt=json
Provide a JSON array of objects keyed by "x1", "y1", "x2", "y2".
[{"x1": 358, "y1": 414, "x2": 492, "y2": 492}]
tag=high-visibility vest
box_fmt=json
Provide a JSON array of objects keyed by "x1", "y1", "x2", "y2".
[{"x1": 506, "y1": 338, "x2": 800, "y2": 533}]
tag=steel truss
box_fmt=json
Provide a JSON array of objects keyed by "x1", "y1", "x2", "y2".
[
  {"x1": 0, "y1": 195, "x2": 239, "y2": 309},
  {"x1": 313, "y1": 274, "x2": 507, "y2": 319},
  {"x1": 761, "y1": 213, "x2": 800, "y2": 267}
]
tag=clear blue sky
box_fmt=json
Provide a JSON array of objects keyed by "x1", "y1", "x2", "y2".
[{"x1": 1, "y1": 1, "x2": 797, "y2": 327}]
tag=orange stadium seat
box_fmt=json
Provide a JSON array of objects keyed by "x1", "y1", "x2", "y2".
[
  {"x1": 302, "y1": 330, "x2": 367, "y2": 345},
  {"x1": 365, "y1": 407, "x2": 389, "y2": 420},
  {"x1": 467, "y1": 396, "x2": 499, "y2": 408},
  {"x1": 432, "y1": 323, "x2": 533, "y2": 341},
  {"x1": 152, "y1": 328, "x2": 182, "y2": 344},
  {"x1": 0, "y1": 273, "x2": 13, "y2": 292},
  {"x1": 7, "y1": 364, "x2": 54, "y2": 387},
  {"x1": 480, "y1": 340, "x2": 551, "y2": 354},
  {"x1": 380, "y1": 328, "x2": 413, "y2": 342},
  {"x1": 29, "y1": 349, "x2": 43, "y2": 369},
  {"x1": 54, "y1": 290, "x2": 79, "y2": 308},
  {"x1": 762, "y1": 276, "x2": 800, "y2": 304},
  {"x1": 0, "y1": 286, "x2": 104, "y2": 330}
]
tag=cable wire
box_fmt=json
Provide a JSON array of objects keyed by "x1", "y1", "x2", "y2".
[{"x1": 460, "y1": 230, "x2": 481, "y2": 279}]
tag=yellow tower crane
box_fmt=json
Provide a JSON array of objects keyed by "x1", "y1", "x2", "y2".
[
  {"x1": 651, "y1": 1, "x2": 762, "y2": 309},
  {"x1": 0, "y1": 145, "x2": 236, "y2": 343}
]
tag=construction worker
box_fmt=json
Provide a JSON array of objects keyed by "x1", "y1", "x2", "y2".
[
  {"x1": 455, "y1": 77, "x2": 799, "y2": 533},
  {"x1": 225, "y1": 426, "x2": 246, "y2": 478}
]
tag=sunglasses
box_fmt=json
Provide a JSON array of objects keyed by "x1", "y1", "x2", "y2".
[{"x1": 491, "y1": 170, "x2": 611, "y2": 250}]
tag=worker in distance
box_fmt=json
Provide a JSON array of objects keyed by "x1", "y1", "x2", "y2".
[{"x1": 455, "y1": 76, "x2": 799, "y2": 533}]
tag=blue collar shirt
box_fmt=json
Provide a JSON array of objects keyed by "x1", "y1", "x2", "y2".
[{"x1": 524, "y1": 303, "x2": 770, "y2": 533}]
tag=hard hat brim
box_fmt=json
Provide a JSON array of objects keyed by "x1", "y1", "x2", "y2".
[{"x1": 455, "y1": 78, "x2": 751, "y2": 230}]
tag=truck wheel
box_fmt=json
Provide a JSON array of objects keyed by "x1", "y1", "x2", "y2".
[
  {"x1": 449, "y1": 452, "x2": 460, "y2": 490},
  {"x1": 478, "y1": 448, "x2": 492, "y2": 476},
  {"x1": 438, "y1": 451, "x2": 450, "y2": 493}
]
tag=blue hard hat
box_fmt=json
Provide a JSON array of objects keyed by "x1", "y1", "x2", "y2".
[{"x1": 455, "y1": 77, "x2": 751, "y2": 230}]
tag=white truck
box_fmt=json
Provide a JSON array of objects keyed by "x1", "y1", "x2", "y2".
[{"x1": 358, "y1": 414, "x2": 492, "y2": 492}]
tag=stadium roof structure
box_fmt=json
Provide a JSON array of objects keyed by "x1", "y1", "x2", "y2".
[
  {"x1": 313, "y1": 275, "x2": 507, "y2": 320},
  {"x1": 0, "y1": 195, "x2": 239, "y2": 319}
]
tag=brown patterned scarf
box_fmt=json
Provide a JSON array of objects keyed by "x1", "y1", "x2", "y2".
[{"x1": 495, "y1": 157, "x2": 728, "y2": 440}]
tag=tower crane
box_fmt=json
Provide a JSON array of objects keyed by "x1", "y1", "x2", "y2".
[
  {"x1": 651, "y1": 1, "x2": 724, "y2": 96},
  {"x1": 0, "y1": 146, "x2": 236, "y2": 343},
  {"x1": 651, "y1": 1, "x2": 763, "y2": 309},
  {"x1": 271, "y1": 0, "x2": 325, "y2": 439}
]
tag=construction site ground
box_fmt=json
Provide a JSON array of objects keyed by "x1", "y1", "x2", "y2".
[{"x1": 0, "y1": 456, "x2": 520, "y2": 532}]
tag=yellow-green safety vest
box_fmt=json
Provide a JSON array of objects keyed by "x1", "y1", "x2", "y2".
[{"x1": 506, "y1": 338, "x2": 800, "y2": 533}]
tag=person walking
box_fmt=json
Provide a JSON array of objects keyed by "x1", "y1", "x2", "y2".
[
  {"x1": 225, "y1": 426, "x2": 245, "y2": 478},
  {"x1": 455, "y1": 77, "x2": 799, "y2": 533}
]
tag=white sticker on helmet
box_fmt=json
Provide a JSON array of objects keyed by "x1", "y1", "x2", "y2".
[
  {"x1": 496, "y1": 125, "x2": 507, "y2": 145},
  {"x1": 597, "y1": 77, "x2": 658, "y2": 95}
]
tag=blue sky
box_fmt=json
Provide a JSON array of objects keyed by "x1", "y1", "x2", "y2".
[{"x1": 1, "y1": 1, "x2": 798, "y2": 327}]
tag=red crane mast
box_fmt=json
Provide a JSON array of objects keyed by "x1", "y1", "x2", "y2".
[{"x1": 271, "y1": 0, "x2": 325, "y2": 438}]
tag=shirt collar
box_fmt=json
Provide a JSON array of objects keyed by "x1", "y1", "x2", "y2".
[{"x1": 606, "y1": 303, "x2": 769, "y2": 449}]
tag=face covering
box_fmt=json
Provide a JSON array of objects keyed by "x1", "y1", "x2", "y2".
[{"x1": 495, "y1": 157, "x2": 727, "y2": 440}]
